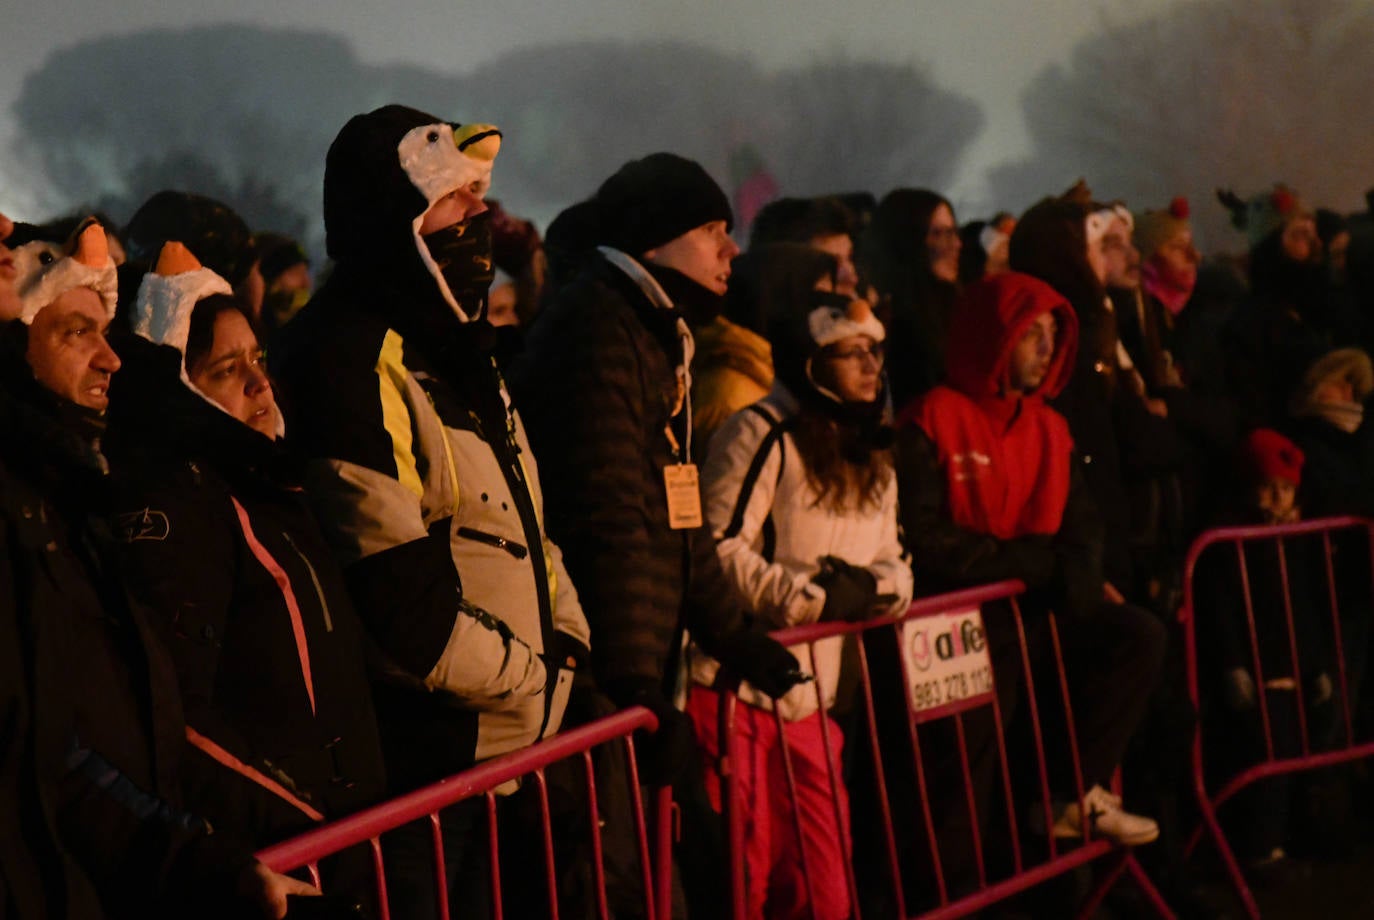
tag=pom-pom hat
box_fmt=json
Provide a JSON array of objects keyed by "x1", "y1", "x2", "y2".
[
  {"x1": 1241, "y1": 428, "x2": 1304, "y2": 486},
  {"x1": 1217, "y1": 184, "x2": 1309, "y2": 250},
  {"x1": 1134, "y1": 196, "x2": 1193, "y2": 260}
]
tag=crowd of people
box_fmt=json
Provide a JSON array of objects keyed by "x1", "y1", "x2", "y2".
[{"x1": 4, "y1": 99, "x2": 1374, "y2": 920}]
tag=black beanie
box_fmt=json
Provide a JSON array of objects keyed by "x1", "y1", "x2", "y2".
[
  {"x1": 124, "y1": 190, "x2": 256, "y2": 285},
  {"x1": 594, "y1": 153, "x2": 733, "y2": 256}
]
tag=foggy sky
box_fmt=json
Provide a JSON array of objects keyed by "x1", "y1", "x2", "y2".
[{"x1": 0, "y1": 0, "x2": 1181, "y2": 215}]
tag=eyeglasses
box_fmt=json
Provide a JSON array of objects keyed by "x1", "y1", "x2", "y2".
[{"x1": 824, "y1": 343, "x2": 885, "y2": 368}]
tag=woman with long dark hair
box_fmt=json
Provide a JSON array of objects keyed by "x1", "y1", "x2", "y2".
[
  {"x1": 867, "y1": 187, "x2": 962, "y2": 406},
  {"x1": 688, "y1": 276, "x2": 913, "y2": 919}
]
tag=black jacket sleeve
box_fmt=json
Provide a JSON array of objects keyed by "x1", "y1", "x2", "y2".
[
  {"x1": 895, "y1": 424, "x2": 1058, "y2": 593},
  {"x1": 56, "y1": 737, "x2": 259, "y2": 918},
  {"x1": 895, "y1": 425, "x2": 1106, "y2": 618}
]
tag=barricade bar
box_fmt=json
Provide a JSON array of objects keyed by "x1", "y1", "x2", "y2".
[
  {"x1": 1181, "y1": 515, "x2": 1374, "y2": 920},
  {"x1": 713, "y1": 579, "x2": 1174, "y2": 920},
  {"x1": 257, "y1": 706, "x2": 668, "y2": 920}
]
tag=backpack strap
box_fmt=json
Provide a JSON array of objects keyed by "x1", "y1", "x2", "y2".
[{"x1": 721, "y1": 405, "x2": 793, "y2": 561}]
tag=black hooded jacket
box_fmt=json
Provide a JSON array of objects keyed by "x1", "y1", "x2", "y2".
[
  {"x1": 105, "y1": 335, "x2": 387, "y2": 847},
  {"x1": 272, "y1": 105, "x2": 588, "y2": 789},
  {"x1": 0, "y1": 333, "x2": 253, "y2": 919}
]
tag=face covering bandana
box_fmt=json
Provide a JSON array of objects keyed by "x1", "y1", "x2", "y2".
[{"x1": 422, "y1": 211, "x2": 496, "y2": 321}]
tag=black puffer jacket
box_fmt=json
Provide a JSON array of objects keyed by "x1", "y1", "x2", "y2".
[
  {"x1": 106, "y1": 336, "x2": 387, "y2": 847},
  {"x1": 0, "y1": 335, "x2": 252, "y2": 919},
  {"x1": 510, "y1": 250, "x2": 752, "y2": 702}
]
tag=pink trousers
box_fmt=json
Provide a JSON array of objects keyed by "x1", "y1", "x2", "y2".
[{"x1": 687, "y1": 687, "x2": 852, "y2": 920}]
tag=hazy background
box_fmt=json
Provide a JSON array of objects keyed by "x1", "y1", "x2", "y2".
[{"x1": 2, "y1": 0, "x2": 1371, "y2": 252}]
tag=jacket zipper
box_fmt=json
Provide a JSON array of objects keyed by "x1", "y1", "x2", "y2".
[
  {"x1": 457, "y1": 526, "x2": 529, "y2": 559},
  {"x1": 281, "y1": 532, "x2": 334, "y2": 632}
]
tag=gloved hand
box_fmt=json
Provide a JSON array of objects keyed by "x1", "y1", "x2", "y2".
[
  {"x1": 812, "y1": 555, "x2": 880, "y2": 622},
  {"x1": 711, "y1": 630, "x2": 806, "y2": 700},
  {"x1": 542, "y1": 630, "x2": 590, "y2": 672},
  {"x1": 607, "y1": 678, "x2": 698, "y2": 789}
]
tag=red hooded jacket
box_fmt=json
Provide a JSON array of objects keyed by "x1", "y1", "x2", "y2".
[{"x1": 898, "y1": 272, "x2": 1079, "y2": 539}]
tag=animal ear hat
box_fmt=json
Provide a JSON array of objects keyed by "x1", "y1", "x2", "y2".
[
  {"x1": 401, "y1": 121, "x2": 502, "y2": 321},
  {"x1": 14, "y1": 218, "x2": 118, "y2": 324},
  {"x1": 131, "y1": 240, "x2": 234, "y2": 367},
  {"x1": 128, "y1": 242, "x2": 285, "y2": 435},
  {"x1": 807, "y1": 297, "x2": 886, "y2": 348}
]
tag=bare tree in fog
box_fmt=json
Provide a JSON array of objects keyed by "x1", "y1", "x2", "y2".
[
  {"x1": 469, "y1": 42, "x2": 765, "y2": 205},
  {"x1": 10, "y1": 26, "x2": 409, "y2": 242},
  {"x1": 986, "y1": 0, "x2": 1374, "y2": 248},
  {"x1": 472, "y1": 45, "x2": 983, "y2": 206},
  {"x1": 757, "y1": 57, "x2": 982, "y2": 197},
  {"x1": 12, "y1": 27, "x2": 982, "y2": 240}
]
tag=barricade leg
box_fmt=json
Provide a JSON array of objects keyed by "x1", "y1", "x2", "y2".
[
  {"x1": 380, "y1": 798, "x2": 488, "y2": 920},
  {"x1": 769, "y1": 711, "x2": 852, "y2": 920},
  {"x1": 689, "y1": 686, "x2": 772, "y2": 919},
  {"x1": 1075, "y1": 850, "x2": 1178, "y2": 920}
]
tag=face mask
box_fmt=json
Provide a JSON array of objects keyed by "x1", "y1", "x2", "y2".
[{"x1": 422, "y1": 211, "x2": 495, "y2": 320}]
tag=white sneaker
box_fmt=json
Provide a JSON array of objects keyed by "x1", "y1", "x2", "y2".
[{"x1": 1049, "y1": 784, "x2": 1159, "y2": 846}]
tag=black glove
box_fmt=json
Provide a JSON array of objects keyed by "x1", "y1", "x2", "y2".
[
  {"x1": 542, "y1": 630, "x2": 590, "y2": 672},
  {"x1": 711, "y1": 630, "x2": 806, "y2": 700},
  {"x1": 812, "y1": 555, "x2": 880, "y2": 622},
  {"x1": 607, "y1": 678, "x2": 699, "y2": 789}
]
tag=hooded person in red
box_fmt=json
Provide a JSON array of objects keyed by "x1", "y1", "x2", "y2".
[{"x1": 891, "y1": 272, "x2": 1165, "y2": 894}]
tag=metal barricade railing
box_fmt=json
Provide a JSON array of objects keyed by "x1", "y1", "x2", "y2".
[
  {"x1": 708, "y1": 581, "x2": 1173, "y2": 920},
  {"x1": 257, "y1": 706, "x2": 672, "y2": 920},
  {"x1": 1180, "y1": 515, "x2": 1374, "y2": 919}
]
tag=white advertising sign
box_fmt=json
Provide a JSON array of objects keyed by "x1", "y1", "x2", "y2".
[{"x1": 901, "y1": 607, "x2": 995, "y2": 714}]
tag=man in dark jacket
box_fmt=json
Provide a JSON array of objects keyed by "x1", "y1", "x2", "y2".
[
  {"x1": 894, "y1": 273, "x2": 1165, "y2": 892},
  {"x1": 512, "y1": 154, "x2": 803, "y2": 728},
  {"x1": 2, "y1": 219, "x2": 311, "y2": 918},
  {"x1": 510, "y1": 153, "x2": 805, "y2": 913}
]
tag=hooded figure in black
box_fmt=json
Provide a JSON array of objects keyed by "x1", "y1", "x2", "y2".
[
  {"x1": 1218, "y1": 185, "x2": 1364, "y2": 427},
  {"x1": 2, "y1": 220, "x2": 311, "y2": 918},
  {"x1": 105, "y1": 243, "x2": 386, "y2": 855},
  {"x1": 271, "y1": 104, "x2": 592, "y2": 920}
]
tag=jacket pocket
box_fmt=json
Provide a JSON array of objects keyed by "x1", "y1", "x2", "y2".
[
  {"x1": 457, "y1": 526, "x2": 529, "y2": 560},
  {"x1": 545, "y1": 668, "x2": 575, "y2": 739}
]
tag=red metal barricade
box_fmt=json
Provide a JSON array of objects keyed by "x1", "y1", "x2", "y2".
[
  {"x1": 256, "y1": 706, "x2": 673, "y2": 920},
  {"x1": 1180, "y1": 515, "x2": 1374, "y2": 919},
  {"x1": 709, "y1": 581, "x2": 1174, "y2": 920}
]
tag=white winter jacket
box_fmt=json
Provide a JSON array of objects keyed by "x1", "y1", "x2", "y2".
[{"x1": 691, "y1": 388, "x2": 913, "y2": 720}]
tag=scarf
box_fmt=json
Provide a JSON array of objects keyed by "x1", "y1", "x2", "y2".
[{"x1": 1141, "y1": 260, "x2": 1193, "y2": 317}]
